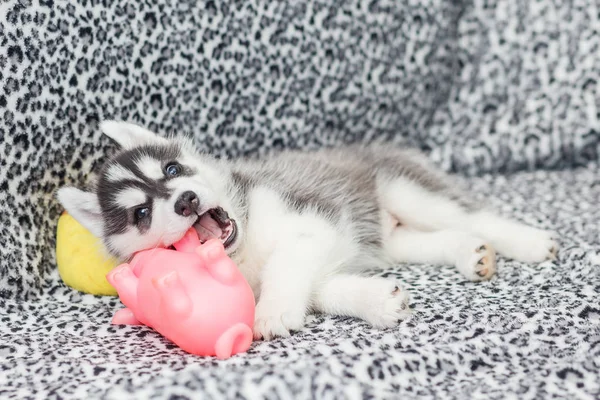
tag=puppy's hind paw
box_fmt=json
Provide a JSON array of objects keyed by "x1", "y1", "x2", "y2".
[
  {"x1": 497, "y1": 228, "x2": 559, "y2": 263},
  {"x1": 456, "y1": 239, "x2": 497, "y2": 281}
]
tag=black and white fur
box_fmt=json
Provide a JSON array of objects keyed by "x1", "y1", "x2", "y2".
[{"x1": 57, "y1": 121, "x2": 559, "y2": 340}]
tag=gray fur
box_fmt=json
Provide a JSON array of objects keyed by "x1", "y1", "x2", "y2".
[{"x1": 225, "y1": 144, "x2": 477, "y2": 269}]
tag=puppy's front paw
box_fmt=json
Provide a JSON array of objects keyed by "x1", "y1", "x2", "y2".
[
  {"x1": 253, "y1": 301, "x2": 306, "y2": 341},
  {"x1": 364, "y1": 280, "x2": 411, "y2": 328}
]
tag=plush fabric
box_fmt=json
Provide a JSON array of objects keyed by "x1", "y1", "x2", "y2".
[
  {"x1": 1, "y1": 167, "x2": 599, "y2": 399},
  {"x1": 0, "y1": 0, "x2": 599, "y2": 399},
  {"x1": 430, "y1": 0, "x2": 600, "y2": 175}
]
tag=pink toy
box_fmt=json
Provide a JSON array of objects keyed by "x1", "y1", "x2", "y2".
[{"x1": 106, "y1": 228, "x2": 255, "y2": 359}]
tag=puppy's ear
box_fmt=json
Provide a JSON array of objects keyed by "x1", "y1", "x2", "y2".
[
  {"x1": 57, "y1": 187, "x2": 104, "y2": 238},
  {"x1": 100, "y1": 121, "x2": 168, "y2": 150}
]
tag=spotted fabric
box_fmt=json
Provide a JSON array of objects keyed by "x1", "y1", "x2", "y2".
[
  {"x1": 428, "y1": 0, "x2": 600, "y2": 175},
  {"x1": 1, "y1": 168, "x2": 599, "y2": 399},
  {"x1": 0, "y1": 0, "x2": 599, "y2": 399}
]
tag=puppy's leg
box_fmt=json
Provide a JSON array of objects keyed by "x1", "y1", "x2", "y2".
[
  {"x1": 312, "y1": 275, "x2": 411, "y2": 328},
  {"x1": 253, "y1": 232, "x2": 339, "y2": 341},
  {"x1": 467, "y1": 211, "x2": 557, "y2": 262},
  {"x1": 384, "y1": 228, "x2": 496, "y2": 281},
  {"x1": 380, "y1": 176, "x2": 558, "y2": 262}
]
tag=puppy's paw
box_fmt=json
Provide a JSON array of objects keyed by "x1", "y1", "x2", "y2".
[
  {"x1": 497, "y1": 227, "x2": 558, "y2": 263},
  {"x1": 363, "y1": 279, "x2": 411, "y2": 328},
  {"x1": 253, "y1": 300, "x2": 306, "y2": 341},
  {"x1": 455, "y1": 238, "x2": 497, "y2": 281}
]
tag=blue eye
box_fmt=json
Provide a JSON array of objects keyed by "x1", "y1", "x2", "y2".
[
  {"x1": 134, "y1": 207, "x2": 150, "y2": 220},
  {"x1": 165, "y1": 163, "x2": 181, "y2": 177}
]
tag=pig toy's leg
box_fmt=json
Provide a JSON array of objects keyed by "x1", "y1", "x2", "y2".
[
  {"x1": 152, "y1": 271, "x2": 193, "y2": 319},
  {"x1": 195, "y1": 240, "x2": 238, "y2": 285},
  {"x1": 107, "y1": 264, "x2": 139, "y2": 311},
  {"x1": 112, "y1": 308, "x2": 142, "y2": 325}
]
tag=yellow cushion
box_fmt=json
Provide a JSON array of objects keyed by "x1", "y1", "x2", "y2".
[{"x1": 56, "y1": 212, "x2": 118, "y2": 296}]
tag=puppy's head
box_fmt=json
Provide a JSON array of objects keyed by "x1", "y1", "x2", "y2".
[{"x1": 58, "y1": 121, "x2": 241, "y2": 260}]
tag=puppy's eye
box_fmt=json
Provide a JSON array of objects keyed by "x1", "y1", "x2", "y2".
[
  {"x1": 165, "y1": 163, "x2": 181, "y2": 177},
  {"x1": 134, "y1": 207, "x2": 150, "y2": 221}
]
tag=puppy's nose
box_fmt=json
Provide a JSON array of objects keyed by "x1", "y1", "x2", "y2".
[{"x1": 174, "y1": 191, "x2": 199, "y2": 216}]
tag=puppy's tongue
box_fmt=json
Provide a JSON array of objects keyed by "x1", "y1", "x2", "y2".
[{"x1": 194, "y1": 213, "x2": 223, "y2": 242}]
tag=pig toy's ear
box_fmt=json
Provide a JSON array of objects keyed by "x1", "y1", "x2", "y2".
[{"x1": 195, "y1": 240, "x2": 237, "y2": 285}]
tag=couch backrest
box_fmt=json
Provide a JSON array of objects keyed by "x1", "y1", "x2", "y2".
[
  {"x1": 0, "y1": 0, "x2": 463, "y2": 299},
  {"x1": 428, "y1": 0, "x2": 600, "y2": 175},
  {"x1": 1, "y1": 0, "x2": 599, "y2": 299}
]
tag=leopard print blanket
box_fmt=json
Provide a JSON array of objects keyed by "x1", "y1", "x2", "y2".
[{"x1": 0, "y1": 0, "x2": 598, "y2": 398}]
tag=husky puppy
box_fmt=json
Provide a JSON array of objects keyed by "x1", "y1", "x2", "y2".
[{"x1": 58, "y1": 121, "x2": 558, "y2": 340}]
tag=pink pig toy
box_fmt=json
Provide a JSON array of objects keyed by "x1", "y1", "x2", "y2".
[{"x1": 106, "y1": 228, "x2": 255, "y2": 359}]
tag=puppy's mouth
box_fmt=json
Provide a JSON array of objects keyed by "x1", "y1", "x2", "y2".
[{"x1": 193, "y1": 207, "x2": 238, "y2": 249}]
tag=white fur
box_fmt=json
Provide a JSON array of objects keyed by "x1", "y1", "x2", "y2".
[
  {"x1": 379, "y1": 177, "x2": 468, "y2": 231},
  {"x1": 379, "y1": 176, "x2": 557, "y2": 268},
  {"x1": 467, "y1": 211, "x2": 558, "y2": 262},
  {"x1": 384, "y1": 228, "x2": 496, "y2": 281},
  {"x1": 235, "y1": 187, "x2": 360, "y2": 340},
  {"x1": 56, "y1": 187, "x2": 104, "y2": 238},
  {"x1": 135, "y1": 156, "x2": 165, "y2": 181},
  {"x1": 113, "y1": 187, "x2": 146, "y2": 209},
  {"x1": 313, "y1": 275, "x2": 411, "y2": 328},
  {"x1": 100, "y1": 121, "x2": 168, "y2": 149},
  {"x1": 105, "y1": 164, "x2": 142, "y2": 183}
]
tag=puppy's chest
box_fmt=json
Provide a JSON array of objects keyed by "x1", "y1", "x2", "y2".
[
  {"x1": 231, "y1": 187, "x2": 293, "y2": 296},
  {"x1": 231, "y1": 185, "x2": 338, "y2": 297},
  {"x1": 233, "y1": 250, "x2": 267, "y2": 298}
]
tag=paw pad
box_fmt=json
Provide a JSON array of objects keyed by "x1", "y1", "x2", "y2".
[
  {"x1": 476, "y1": 268, "x2": 489, "y2": 277},
  {"x1": 456, "y1": 239, "x2": 497, "y2": 282}
]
